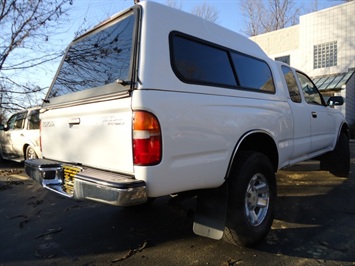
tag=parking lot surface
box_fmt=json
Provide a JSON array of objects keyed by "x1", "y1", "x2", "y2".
[{"x1": 1, "y1": 144, "x2": 355, "y2": 265}]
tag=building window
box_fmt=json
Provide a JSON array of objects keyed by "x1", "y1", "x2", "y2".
[
  {"x1": 275, "y1": 55, "x2": 290, "y2": 65},
  {"x1": 313, "y1": 41, "x2": 337, "y2": 69}
]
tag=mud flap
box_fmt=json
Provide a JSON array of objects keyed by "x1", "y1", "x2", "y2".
[{"x1": 193, "y1": 182, "x2": 228, "y2": 240}]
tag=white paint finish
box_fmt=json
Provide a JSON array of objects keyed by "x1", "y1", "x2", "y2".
[
  {"x1": 38, "y1": 2, "x2": 347, "y2": 199},
  {"x1": 40, "y1": 98, "x2": 134, "y2": 174}
]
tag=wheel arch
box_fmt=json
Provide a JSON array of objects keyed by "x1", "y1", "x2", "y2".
[
  {"x1": 23, "y1": 144, "x2": 30, "y2": 158},
  {"x1": 23, "y1": 143, "x2": 35, "y2": 160},
  {"x1": 226, "y1": 131, "x2": 279, "y2": 179},
  {"x1": 340, "y1": 122, "x2": 350, "y2": 139}
]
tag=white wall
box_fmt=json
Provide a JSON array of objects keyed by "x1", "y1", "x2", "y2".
[
  {"x1": 299, "y1": 1, "x2": 355, "y2": 76},
  {"x1": 251, "y1": 1, "x2": 355, "y2": 76}
]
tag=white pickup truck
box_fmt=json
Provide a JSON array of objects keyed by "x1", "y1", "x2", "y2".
[{"x1": 25, "y1": 1, "x2": 350, "y2": 247}]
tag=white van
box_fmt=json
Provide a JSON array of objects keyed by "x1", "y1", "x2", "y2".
[{"x1": 0, "y1": 107, "x2": 42, "y2": 162}]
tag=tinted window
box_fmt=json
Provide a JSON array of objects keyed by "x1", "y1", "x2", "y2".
[
  {"x1": 49, "y1": 13, "x2": 135, "y2": 99},
  {"x1": 7, "y1": 112, "x2": 26, "y2": 130},
  {"x1": 171, "y1": 35, "x2": 236, "y2": 87},
  {"x1": 281, "y1": 66, "x2": 301, "y2": 103},
  {"x1": 170, "y1": 32, "x2": 275, "y2": 93},
  {"x1": 231, "y1": 53, "x2": 275, "y2": 92},
  {"x1": 296, "y1": 72, "x2": 324, "y2": 105},
  {"x1": 27, "y1": 110, "x2": 40, "y2": 130}
]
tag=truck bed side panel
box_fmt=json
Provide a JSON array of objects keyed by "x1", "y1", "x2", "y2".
[{"x1": 132, "y1": 90, "x2": 293, "y2": 197}]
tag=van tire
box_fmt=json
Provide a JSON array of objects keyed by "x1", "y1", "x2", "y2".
[{"x1": 224, "y1": 151, "x2": 276, "y2": 247}]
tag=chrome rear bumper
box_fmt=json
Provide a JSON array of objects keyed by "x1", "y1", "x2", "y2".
[{"x1": 24, "y1": 159, "x2": 147, "y2": 206}]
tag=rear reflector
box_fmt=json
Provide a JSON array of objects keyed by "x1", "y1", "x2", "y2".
[{"x1": 133, "y1": 111, "x2": 162, "y2": 165}]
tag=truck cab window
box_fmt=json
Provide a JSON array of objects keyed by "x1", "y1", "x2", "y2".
[
  {"x1": 281, "y1": 66, "x2": 302, "y2": 103},
  {"x1": 296, "y1": 71, "x2": 325, "y2": 106}
]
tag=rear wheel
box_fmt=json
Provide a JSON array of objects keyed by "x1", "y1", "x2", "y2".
[
  {"x1": 224, "y1": 151, "x2": 276, "y2": 247},
  {"x1": 320, "y1": 132, "x2": 350, "y2": 177},
  {"x1": 25, "y1": 146, "x2": 38, "y2": 160}
]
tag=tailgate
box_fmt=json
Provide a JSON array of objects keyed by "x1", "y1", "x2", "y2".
[{"x1": 40, "y1": 97, "x2": 134, "y2": 174}]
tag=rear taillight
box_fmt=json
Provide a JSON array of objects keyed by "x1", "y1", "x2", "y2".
[{"x1": 133, "y1": 111, "x2": 162, "y2": 166}]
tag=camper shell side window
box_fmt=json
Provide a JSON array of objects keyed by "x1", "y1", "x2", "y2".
[{"x1": 169, "y1": 31, "x2": 275, "y2": 93}]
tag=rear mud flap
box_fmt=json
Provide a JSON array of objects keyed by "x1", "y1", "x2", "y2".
[{"x1": 193, "y1": 182, "x2": 228, "y2": 240}]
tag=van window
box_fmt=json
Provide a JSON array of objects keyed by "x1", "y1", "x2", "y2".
[
  {"x1": 27, "y1": 109, "x2": 40, "y2": 130},
  {"x1": 48, "y1": 13, "x2": 135, "y2": 99},
  {"x1": 170, "y1": 34, "x2": 236, "y2": 87},
  {"x1": 170, "y1": 32, "x2": 275, "y2": 93},
  {"x1": 7, "y1": 112, "x2": 26, "y2": 130}
]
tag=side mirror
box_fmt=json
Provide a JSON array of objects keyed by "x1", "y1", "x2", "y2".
[{"x1": 327, "y1": 96, "x2": 344, "y2": 106}]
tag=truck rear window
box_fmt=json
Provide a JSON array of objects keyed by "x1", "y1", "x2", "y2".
[{"x1": 48, "y1": 12, "x2": 135, "y2": 100}]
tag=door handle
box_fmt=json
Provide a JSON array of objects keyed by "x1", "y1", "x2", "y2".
[
  {"x1": 311, "y1": 112, "x2": 317, "y2": 118},
  {"x1": 68, "y1": 118, "x2": 80, "y2": 125}
]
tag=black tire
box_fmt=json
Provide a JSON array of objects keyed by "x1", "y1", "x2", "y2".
[
  {"x1": 224, "y1": 151, "x2": 276, "y2": 247},
  {"x1": 25, "y1": 146, "x2": 38, "y2": 160},
  {"x1": 320, "y1": 133, "x2": 350, "y2": 177}
]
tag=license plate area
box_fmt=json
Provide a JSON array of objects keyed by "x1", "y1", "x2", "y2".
[{"x1": 63, "y1": 165, "x2": 82, "y2": 194}]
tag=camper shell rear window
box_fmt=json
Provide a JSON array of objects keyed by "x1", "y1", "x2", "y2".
[
  {"x1": 46, "y1": 10, "x2": 137, "y2": 105},
  {"x1": 170, "y1": 32, "x2": 275, "y2": 93}
]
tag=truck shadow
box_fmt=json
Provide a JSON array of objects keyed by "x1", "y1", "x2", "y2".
[
  {"x1": 258, "y1": 174, "x2": 355, "y2": 262},
  {"x1": 0, "y1": 158, "x2": 24, "y2": 169},
  {"x1": 1, "y1": 145, "x2": 354, "y2": 264},
  {"x1": 253, "y1": 144, "x2": 355, "y2": 262},
  {"x1": 22, "y1": 168, "x2": 355, "y2": 264}
]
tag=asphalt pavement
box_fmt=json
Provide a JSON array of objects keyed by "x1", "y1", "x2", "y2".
[{"x1": 1, "y1": 145, "x2": 355, "y2": 266}]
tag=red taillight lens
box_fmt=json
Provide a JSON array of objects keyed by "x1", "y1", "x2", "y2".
[{"x1": 133, "y1": 111, "x2": 162, "y2": 165}]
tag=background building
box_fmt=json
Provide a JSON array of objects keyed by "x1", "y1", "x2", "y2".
[{"x1": 250, "y1": 1, "x2": 355, "y2": 134}]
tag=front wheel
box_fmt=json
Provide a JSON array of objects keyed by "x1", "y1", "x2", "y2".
[{"x1": 224, "y1": 151, "x2": 276, "y2": 247}]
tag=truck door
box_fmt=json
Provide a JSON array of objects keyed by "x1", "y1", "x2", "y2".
[
  {"x1": 281, "y1": 66, "x2": 311, "y2": 161},
  {"x1": 295, "y1": 71, "x2": 336, "y2": 154}
]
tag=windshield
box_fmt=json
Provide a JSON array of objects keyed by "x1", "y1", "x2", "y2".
[{"x1": 48, "y1": 12, "x2": 135, "y2": 100}]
